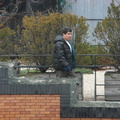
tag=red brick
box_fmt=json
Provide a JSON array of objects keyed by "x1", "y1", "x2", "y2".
[
  {"x1": 40, "y1": 99, "x2": 50, "y2": 103},
  {"x1": 20, "y1": 105, "x2": 31, "y2": 109},
  {"x1": 0, "y1": 100, "x2": 11, "y2": 103},
  {"x1": 56, "y1": 108, "x2": 60, "y2": 111},
  {"x1": 30, "y1": 111, "x2": 39, "y2": 116},
  {"x1": 35, "y1": 114, "x2": 45, "y2": 117},
  {"x1": 47, "y1": 108, "x2": 57, "y2": 112},
  {"x1": 0, "y1": 118, "x2": 9, "y2": 120},
  {"x1": 10, "y1": 100, "x2": 21, "y2": 102},
  {"x1": 5, "y1": 103, "x2": 15, "y2": 106},
  {"x1": 20, "y1": 99, "x2": 31, "y2": 102},
  {"x1": 0, "y1": 103, "x2": 5, "y2": 106},
  {"x1": 35, "y1": 97, "x2": 45, "y2": 100},
  {"x1": 25, "y1": 108, "x2": 36, "y2": 112},
  {"x1": 0, "y1": 108, "x2": 4, "y2": 111},
  {"x1": 26, "y1": 102, "x2": 36, "y2": 106},
  {"x1": 46, "y1": 102, "x2": 58, "y2": 105},
  {"x1": 56, "y1": 97, "x2": 60, "y2": 99},
  {"x1": 15, "y1": 96, "x2": 26, "y2": 99},
  {"x1": 9, "y1": 118, "x2": 20, "y2": 120},
  {"x1": 9, "y1": 111, "x2": 20, "y2": 115},
  {"x1": 25, "y1": 96, "x2": 36, "y2": 100},
  {"x1": 0, "y1": 106, "x2": 10, "y2": 109},
  {"x1": 20, "y1": 111, "x2": 30, "y2": 115},
  {"x1": 45, "y1": 114, "x2": 57, "y2": 117},
  {"x1": 50, "y1": 111, "x2": 60, "y2": 115},
  {"x1": 16, "y1": 102, "x2": 26, "y2": 106},
  {"x1": 30, "y1": 99, "x2": 41, "y2": 103},
  {"x1": 60, "y1": 118, "x2": 71, "y2": 120},
  {"x1": 14, "y1": 108, "x2": 25, "y2": 112},
  {"x1": 43, "y1": 105, "x2": 51, "y2": 108},
  {"x1": 10, "y1": 106, "x2": 20, "y2": 109},
  {"x1": 0, "y1": 111, "x2": 9, "y2": 115},
  {"x1": 5, "y1": 114, "x2": 15, "y2": 117},
  {"x1": 42, "y1": 118, "x2": 54, "y2": 120},
  {"x1": 50, "y1": 105, "x2": 59, "y2": 108},
  {"x1": 50, "y1": 99, "x2": 60, "y2": 103},
  {"x1": 25, "y1": 114, "x2": 36, "y2": 117},
  {"x1": 0, "y1": 114, "x2": 5, "y2": 117},
  {"x1": 4, "y1": 108, "x2": 14, "y2": 112},
  {"x1": 35, "y1": 102, "x2": 46, "y2": 106},
  {"x1": 5, "y1": 97, "x2": 15, "y2": 100},
  {"x1": 0, "y1": 95, "x2": 60, "y2": 120},
  {"x1": 0, "y1": 97, "x2": 5, "y2": 100},
  {"x1": 56, "y1": 114, "x2": 60, "y2": 117},
  {"x1": 30, "y1": 105, "x2": 41, "y2": 109}
]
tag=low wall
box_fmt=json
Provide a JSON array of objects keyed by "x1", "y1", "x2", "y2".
[
  {"x1": 0, "y1": 83, "x2": 120, "y2": 120},
  {"x1": 0, "y1": 62, "x2": 120, "y2": 119}
]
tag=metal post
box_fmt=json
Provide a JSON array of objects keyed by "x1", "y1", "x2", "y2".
[{"x1": 94, "y1": 55, "x2": 97, "y2": 101}]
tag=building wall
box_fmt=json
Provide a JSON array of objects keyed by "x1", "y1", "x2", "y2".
[
  {"x1": 0, "y1": 94, "x2": 119, "y2": 120},
  {"x1": 0, "y1": 83, "x2": 120, "y2": 119},
  {"x1": 63, "y1": 0, "x2": 120, "y2": 45},
  {"x1": 0, "y1": 95, "x2": 60, "y2": 120}
]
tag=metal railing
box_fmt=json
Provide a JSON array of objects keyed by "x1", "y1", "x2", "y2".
[
  {"x1": 0, "y1": 54, "x2": 120, "y2": 101},
  {"x1": 75, "y1": 54, "x2": 120, "y2": 101}
]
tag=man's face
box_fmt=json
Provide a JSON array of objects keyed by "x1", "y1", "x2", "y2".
[{"x1": 63, "y1": 32, "x2": 72, "y2": 41}]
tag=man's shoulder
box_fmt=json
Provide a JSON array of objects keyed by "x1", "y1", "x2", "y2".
[
  {"x1": 55, "y1": 39, "x2": 65, "y2": 44},
  {"x1": 55, "y1": 40, "x2": 64, "y2": 46},
  {"x1": 55, "y1": 35, "x2": 64, "y2": 42}
]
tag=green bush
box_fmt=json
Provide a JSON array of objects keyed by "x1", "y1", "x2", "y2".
[
  {"x1": 93, "y1": 1, "x2": 120, "y2": 72},
  {"x1": 75, "y1": 43, "x2": 109, "y2": 66},
  {"x1": 18, "y1": 12, "x2": 89, "y2": 72},
  {"x1": 74, "y1": 68, "x2": 93, "y2": 74},
  {"x1": 0, "y1": 27, "x2": 15, "y2": 61}
]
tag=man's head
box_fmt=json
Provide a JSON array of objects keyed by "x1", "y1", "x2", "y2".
[{"x1": 62, "y1": 27, "x2": 72, "y2": 41}]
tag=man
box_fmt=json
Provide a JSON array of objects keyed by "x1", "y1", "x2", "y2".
[{"x1": 53, "y1": 27, "x2": 76, "y2": 78}]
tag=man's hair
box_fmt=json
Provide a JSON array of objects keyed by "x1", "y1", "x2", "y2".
[{"x1": 62, "y1": 27, "x2": 72, "y2": 34}]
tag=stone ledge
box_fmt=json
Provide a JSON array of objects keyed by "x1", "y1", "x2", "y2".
[
  {"x1": 0, "y1": 83, "x2": 70, "y2": 107},
  {"x1": 61, "y1": 106, "x2": 120, "y2": 118},
  {"x1": 72, "y1": 101, "x2": 120, "y2": 108}
]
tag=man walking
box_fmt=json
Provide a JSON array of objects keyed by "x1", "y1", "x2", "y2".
[{"x1": 53, "y1": 27, "x2": 76, "y2": 78}]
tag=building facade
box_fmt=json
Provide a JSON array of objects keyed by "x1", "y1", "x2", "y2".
[{"x1": 63, "y1": 0, "x2": 120, "y2": 45}]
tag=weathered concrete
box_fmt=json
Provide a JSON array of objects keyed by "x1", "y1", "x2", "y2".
[
  {"x1": 0, "y1": 61, "x2": 16, "y2": 78},
  {"x1": 0, "y1": 62, "x2": 83, "y2": 103},
  {"x1": 11, "y1": 75, "x2": 79, "y2": 104},
  {"x1": 72, "y1": 101, "x2": 120, "y2": 108},
  {"x1": 1, "y1": 62, "x2": 120, "y2": 108}
]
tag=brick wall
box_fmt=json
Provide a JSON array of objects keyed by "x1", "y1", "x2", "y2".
[{"x1": 0, "y1": 95, "x2": 60, "y2": 120}]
